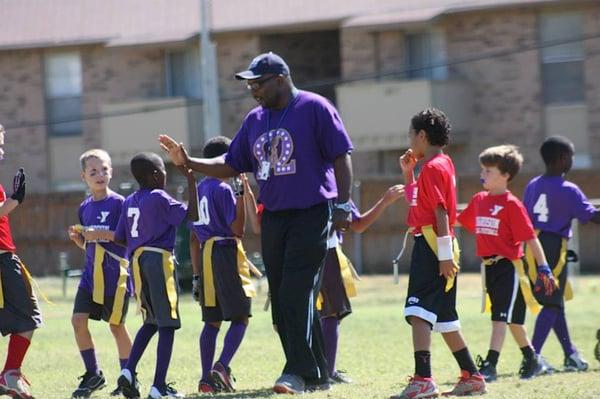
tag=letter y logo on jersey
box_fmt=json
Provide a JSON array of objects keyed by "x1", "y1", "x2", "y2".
[
  {"x1": 490, "y1": 205, "x2": 503, "y2": 216},
  {"x1": 98, "y1": 211, "x2": 110, "y2": 223}
]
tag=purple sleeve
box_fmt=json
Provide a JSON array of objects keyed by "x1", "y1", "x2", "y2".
[
  {"x1": 156, "y1": 191, "x2": 188, "y2": 226},
  {"x1": 315, "y1": 98, "x2": 354, "y2": 161},
  {"x1": 224, "y1": 122, "x2": 253, "y2": 173},
  {"x1": 570, "y1": 185, "x2": 597, "y2": 223},
  {"x1": 523, "y1": 182, "x2": 534, "y2": 218},
  {"x1": 114, "y1": 207, "x2": 127, "y2": 242}
]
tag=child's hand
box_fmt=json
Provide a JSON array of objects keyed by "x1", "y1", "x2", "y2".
[
  {"x1": 68, "y1": 225, "x2": 84, "y2": 242},
  {"x1": 159, "y1": 134, "x2": 188, "y2": 166},
  {"x1": 382, "y1": 184, "x2": 405, "y2": 205},
  {"x1": 439, "y1": 259, "x2": 459, "y2": 280},
  {"x1": 535, "y1": 264, "x2": 557, "y2": 296},
  {"x1": 399, "y1": 149, "x2": 417, "y2": 173}
]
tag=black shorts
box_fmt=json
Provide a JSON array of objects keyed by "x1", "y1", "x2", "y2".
[
  {"x1": 135, "y1": 251, "x2": 181, "y2": 329},
  {"x1": 0, "y1": 253, "x2": 43, "y2": 336},
  {"x1": 533, "y1": 231, "x2": 569, "y2": 308},
  {"x1": 404, "y1": 236, "x2": 459, "y2": 332},
  {"x1": 318, "y1": 248, "x2": 352, "y2": 320},
  {"x1": 199, "y1": 243, "x2": 252, "y2": 323},
  {"x1": 485, "y1": 257, "x2": 526, "y2": 325},
  {"x1": 73, "y1": 287, "x2": 130, "y2": 325}
]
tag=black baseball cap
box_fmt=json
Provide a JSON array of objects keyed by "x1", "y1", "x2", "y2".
[{"x1": 235, "y1": 52, "x2": 290, "y2": 80}]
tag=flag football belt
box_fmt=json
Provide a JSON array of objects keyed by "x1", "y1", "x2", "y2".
[
  {"x1": 316, "y1": 245, "x2": 359, "y2": 310},
  {"x1": 0, "y1": 251, "x2": 53, "y2": 309},
  {"x1": 202, "y1": 237, "x2": 259, "y2": 307},
  {"x1": 524, "y1": 229, "x2": 573, "y2": 300},
  {"x1": 480, "y1": 255, "x2": 540, "y2": 315},
  {"x1": 131, "y1": 246, "x2": 178, "y2": 319},
  {"x1": 91, "y1": 243, "x2": 130, "y2": 325}
]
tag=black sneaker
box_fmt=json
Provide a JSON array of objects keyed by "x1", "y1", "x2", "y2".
[
  {"x1": 72, "y1": 370, "x2": 106, "y2": 398},
  {"x1": 519, "y1": 355, "x2": 542, "y2": 380},
  {"x1": 330, "y1": 370, "x2": 353, "y2": 384},
  {"x1": 476, "y1": 355, "x2": 497, "y2": 382},
  {"x1": 110, "y1": 385, "x2": 122, "y2": 396},
  {"x1": 117, "y1": 369, "x2": 140, "y2": 399},
  {"x1": 595, "y1": 329, "x2": 600, "y2": 362}
]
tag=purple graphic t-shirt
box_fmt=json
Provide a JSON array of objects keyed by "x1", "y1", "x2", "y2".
[
  {"x1": 524, "y1": 175, "x2": 596, "y2": 238},
  {"x1": 190, "y1": 177, "x2": 236, "y2": 243},
  {"x1": 79, "y1": 191, "x2": 132, "y2": 296},
  {"x1": 225, "y1": 90, "x2": 353, "y2": 211},
  {"x1": 115, "y1": 189, "x2": 188, "y2": 257}
]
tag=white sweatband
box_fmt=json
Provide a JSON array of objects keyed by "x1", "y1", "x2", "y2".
[{"x1": 436, "y1": 235, "x2": 453, "y2": 261}]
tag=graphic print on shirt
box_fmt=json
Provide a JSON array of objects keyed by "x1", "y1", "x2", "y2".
[
  {"x1": 476, "y1": 204, "x2": 504, "y2": 236},
  {"x1": 253, "y1": 128, "x2": 296, "y2": 176}
]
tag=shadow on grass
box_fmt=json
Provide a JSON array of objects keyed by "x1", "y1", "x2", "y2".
[{"x1": 185, "y1": 387, "x2": 275, "y2": 399}]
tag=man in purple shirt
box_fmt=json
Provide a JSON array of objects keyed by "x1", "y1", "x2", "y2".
[
  {"x1": 102, "y1": 152, "x2": 197, "y2": 399},
  {"x1": 524, "y1": 136, "x2": 600, "y2": 372},
  {"x1": 159, "y1": 52, "x2": 353, "y2": 394}
]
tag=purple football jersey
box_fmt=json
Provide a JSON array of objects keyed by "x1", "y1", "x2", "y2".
[
  {"x1": 115, "y1": 189, "x2": 188, "y2": 256},
  {"x1": 524, "y1": 175, "x2": 596, "y2": 238},
  {"x1": 225, "y1": 90, "x2": 353, "y2": 211},
  {"x1": 190, "y1": 177, "x2": 236, "y2": 243},
  {"x1": 78, "y1": 190, "x2": 131, "y2": 296}
]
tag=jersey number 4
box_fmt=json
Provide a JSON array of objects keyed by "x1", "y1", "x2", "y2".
[
  {"x1": 533, "y1": 194, "x2": 549, "y2": 222},
  {"x1": 128, "y1": 207, "x2": 141, "y2": 237}
]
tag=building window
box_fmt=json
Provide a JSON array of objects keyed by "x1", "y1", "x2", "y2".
[
  {"x1": 44, "y1": 52, "x2": 82, "y2": 136},
  {"x1": 405, "y1": 30, "x2": 447, "y2": 80},
  {"x1": 540, "y1": 12, "x2": 584, "y2": 104},
  {"x1": 165, "y1": 47, "x2": 202, "y2": 98}
]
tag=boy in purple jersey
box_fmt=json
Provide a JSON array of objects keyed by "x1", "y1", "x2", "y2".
[
  {"x1": 86, "y1": 152, "x2": 197, "y2": 399},
  {"x1": 189, "y1": 137, "x2": 256, "y2": 394},
  {"x1": 524, "y1": 136, "x2": 600, "y2": 372},
  {"x1": 159, "y1": 52, "x2": 353, "y2": 394},
  {"x1": 67, "y1": 149, "x2": 132, "y2": 398}
]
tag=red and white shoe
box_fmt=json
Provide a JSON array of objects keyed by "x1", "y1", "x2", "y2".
[
  {"x1": 390, "y1": 375, "x2": 440, "y2": 399},
  {"x1": 442, "y1": 370, "x2": 487, "y2": 396},
  {"x1": 0, "y1": 369, "x2": 35, "y2": 399}
]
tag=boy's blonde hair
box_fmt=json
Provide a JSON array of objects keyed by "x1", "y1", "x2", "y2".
[
  {"x1": 80, "y1": 149, "x2": 112, "y2": 171},
  {"x1": 479, "y1": 144, "x2": 523, "y2": 181}
]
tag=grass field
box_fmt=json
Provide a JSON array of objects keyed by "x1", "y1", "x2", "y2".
[{"x1": 10, "y1": 274, "x2": 600, "y2": 399}]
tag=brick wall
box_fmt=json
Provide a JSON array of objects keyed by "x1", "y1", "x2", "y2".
[{"x1": 0, "y1": 50, "x2": 49, "y2": 191}]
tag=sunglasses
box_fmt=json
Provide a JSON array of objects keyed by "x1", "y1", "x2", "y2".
[{"x1": 246, "y1": 74, "x2": 278, "y2": 91}]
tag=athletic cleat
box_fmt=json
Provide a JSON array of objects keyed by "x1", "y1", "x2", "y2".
[
  {"x1": 71, "y1": 370, "x2": 106, "y2": 398},
  {"x1": 476, "y1": 355, "x2": 497, "y2": 382},
  {"x1": 147, "y1": 384, "x2": 183, "y2": 398},
  {"x1": 210, "y1": 361, "x2": 235, "y2": 392},
  {"x1": 390, "y1": 375, "x2": 439, "y2": 399},
  {"x1": 110, "y1": 385, "x2": 123, "y2": 396},
  {"x1": 595, "y1": 329, "x2": 600, "y2": 362},
  {"x1": 117, "y1": 369, "x2": 141, "y2": 399},
  {"x1": 0, "y1": 369, "x2": 35, "y2": 399},
  {"x1": 537, "y1": 356, "x2": 556, "y2": 375},
  {"x1": 564, "y1": 352, "x2": 589, "y2": 372},
  {"x1": 519, "y1": 355, "x2": 542, "y2": 380},
  {"x1": 330, "y1": 369, "x2": 353, "y2": 384},
  {"x1": 442, "y1": 371, "x2": 486, "y2": 396},
  {"x1": 273, "y1": 374, "x2": 305, "y2": 394},
  {"x1": 198, "y1": 379, "x2": 220, "y2": 394}
]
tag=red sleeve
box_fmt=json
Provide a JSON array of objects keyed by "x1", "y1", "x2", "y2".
[
  {"x1": 457, "y1": 196, "x2": 478, "y2": 234},
  {"x1": 508, "y1": 199, "x2": 536, "y2": 242},
  {"x1": 420, "y1": 165, "x2": 448, "y2": 210}
]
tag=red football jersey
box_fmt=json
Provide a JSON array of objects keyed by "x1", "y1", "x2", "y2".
[
  {"x1": 407, "y1": 154, "x2": 457, "y2": 236},
  {"x1": 0, "y1": 184, "x2": 16, "y2": 252},
  {"x1": 458, "y1": 191, "x2": 535, "y2": 260}
]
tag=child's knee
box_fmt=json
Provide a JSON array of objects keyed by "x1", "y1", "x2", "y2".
[
  {"x1": 109, "y1": 323, "x2": 127, "y2": 335},
  {"x1": 71, "y1": 314, "x2": 89, "y2": 331}
]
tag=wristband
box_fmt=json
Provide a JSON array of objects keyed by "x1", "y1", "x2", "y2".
[{"x1": 436, "y1": 235, "x2": 453, "y2": 261}]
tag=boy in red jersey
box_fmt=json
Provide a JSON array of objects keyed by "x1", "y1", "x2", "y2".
[
  {"x1": 458, "y1": 145, "x2": 554, "y2": 382},
  {"x1": 0, "y1": 124, "x2": 41, "y2": 399},
  {"x1": 391, "y1": 109, "x2": 486, "y2": 399}
]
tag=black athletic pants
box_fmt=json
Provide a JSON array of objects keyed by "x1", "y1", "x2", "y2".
[{"x1": 261, "y1": 201, "x2": 330, "y2": 383}]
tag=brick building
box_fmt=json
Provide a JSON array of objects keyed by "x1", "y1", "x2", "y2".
[{"x1": 1, "y1": 0, "x2": 599, "y2": 274}]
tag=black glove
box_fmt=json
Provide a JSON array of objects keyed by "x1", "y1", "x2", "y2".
[{"x1": 10, "y1": 168, "x2": 25, "y2": 204}]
